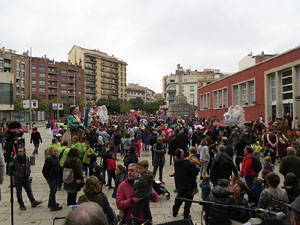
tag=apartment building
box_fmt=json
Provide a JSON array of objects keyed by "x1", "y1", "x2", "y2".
[
  {"x1": 126, "y1": 83, "x2": 156, "y2": 103},
  {"x1": 68, "y1": 45, "x2": 127, "y2": 102},
  {"x1": 31, "y1": 56, "x2": 84, "y2": 102},
  {"x1": 0, "y1": 47, "x2": 30, "y2": 100}
]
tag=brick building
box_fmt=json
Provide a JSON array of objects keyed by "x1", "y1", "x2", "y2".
[
  {"x1": 197, "y1": 46, "x2": 300, "y2": 122},
  {"x1": 31, "y1": 56, "x2": 84, "y2": 103}
]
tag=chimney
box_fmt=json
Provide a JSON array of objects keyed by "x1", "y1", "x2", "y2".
[
  {"x1": 44, "y1": 54, "x2": 47, "y2": 62},
  {"x1": 1, "y1": 47, "x2": 5, "y2": 54},
  {"x1": 261, "y1": 51, "x2": 264, "y2": 58}
]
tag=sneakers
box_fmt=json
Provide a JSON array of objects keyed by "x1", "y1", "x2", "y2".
[
  {"x1": 50, "y1": 205, "x2": 63, "y2": 211},
  {"x1": 19, "y1": 204, "x2": 27, "y2": 211},
  {"x1": 31, "y1": 200, "x2": 42, "y2": 208}
]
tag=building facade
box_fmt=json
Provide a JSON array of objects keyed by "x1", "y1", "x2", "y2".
[
  {"x1": 239, "y1": 51, "x2": 276, "y2": 71},
  {"x1": 0, "y1": 47, "x2": 30, "y2": 100},
  {"x1": 31, "y1": 56, "x2": 84, "y2": 103},
  {"x1": 126, "y1": 83, "x2": 156, "y2": 103},
  {"x1": 68, "y1": 45, "x2": 127, "y2": 102},
  {"x1": 197, "y1": 46, "x2": 300, "y2": 122}
]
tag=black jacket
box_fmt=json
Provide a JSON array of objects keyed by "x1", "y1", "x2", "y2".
[
  {"x1": 230, "y1": 196, "x2": 250, "y2": 223},
  {"x1": 12, "y1": 154, "x2": 30, "y2": 184},
  {"x1": 174, "y1": 158, "x2": 198, "y2": 192},
  {"x1": 176, "y1": 133, "x2": 188, "y2": 152},
  {"x1": 42, "y1": 154, "x2": 60, "y2": 180},
  {"x1": 208, "y1": 185, "x2": 234, "y2": 225},
  {"x1": 210, "y1": 152, "x2": 238, "y2": 182},
  {"x1": 30, "y1": 130, "x2": 42, "y2": 145}
]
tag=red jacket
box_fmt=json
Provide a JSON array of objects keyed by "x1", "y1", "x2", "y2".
[
  {"x1": 241, "y1": 153, "x2": 258, "y2": 176},
  {"x1": 116, "y1": 178, "x2": 159, "y2": 222},
  {"x1": 106, "y1": 158, "x2": 116, "y2": 171}
]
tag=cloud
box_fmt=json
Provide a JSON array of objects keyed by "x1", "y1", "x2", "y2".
[{"x1": 1, "y1": 0, "x2": 300, "y2": 93}]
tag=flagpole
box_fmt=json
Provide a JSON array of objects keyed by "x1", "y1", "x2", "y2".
[{"x1": 29, "y1": 48, "x2": 32, "y2": 127}]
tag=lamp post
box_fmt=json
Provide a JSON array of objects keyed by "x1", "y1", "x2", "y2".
[{"x1": 29, "y1": 48, "x2": 32, "y2": 126}]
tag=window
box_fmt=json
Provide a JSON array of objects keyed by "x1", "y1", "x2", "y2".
[
  {"x1": 32, "y1": 86, "x2": 36, "y2": 91},
  {"x1": 39, "y1": 65, "x2": 46, "y2": 70},
  {"x1": 233, "y1": 85, "x2": 239, "y2": 105},
  {"x1": 200, "y1": 93, "x2": 210, "y2": 110},
  {"x1": 61, "y1": 89, "x2": 67, "y2": 94},
  {"x1": 16, "y1": 71, "x2": 20, "y2": 78},
  {"x1": 39, "y1": 87, "x2": 45, "y2": 92},
  {"x1": 270, "y1": 74, "x2": 276, "y2": 102},
  {"x1": 32, "y1": 64, "x2": 36, "y2": 69},
  {"x1": 170, "y1": 79, "x2": 175, "y2": 83},
  {"x1": 0, "y1": 83, "x2": 13, "y2": 104},
  {"x1": 21, "y1": 63, "x2": 25, "y2": 70},
  {"x1": 21, "y1": 72, "x2": 25, "y2": 78},
  {"x1": 213, "y1": 91, "x2": 218, "y2": 108},
  {"x1": 39, "y1": 72, "x2": 46, "y2": 78},
  {"x1": 218, "y1": 90, "x2": 223, "y2": 107},
  {"x1": 249, "y1": 80, "x2": 255, "y2": 104},
  {"x1": 32, "y1": 79, "x2": 36, "y2": 84},
  {"x1": 242, "y1": 83, "x2": 247, "y2": 105},
  {"x1": 61, "y1": 69, "x2": 67, "y2": 73},
  {"x1": 224, "y1": 89, "x2": 228, "y2": 107},
  {"x1": 61, "y1": 82, "x2": 67, "y2": 87},
  {"x1": 39, "y1": 80, "x2": 46, "y2": 85},
  {"x1": 190, "y1": 86, "x2": 194, "y2": 92},
  {"x1": 184, "y1": 79, "x2": 187, "y2": 83},
  {"x1": 32, "y1": 72, "x2": 36, "y2": 77},
  {"x1": 16, "y1": 61, "x2": 20, "y2": 69},
  {"x1": 39, "y1": 95, "x2": 46, "y2": 100},
  {"x1": 282, "y1": 70, "x2": 293, "y2": 100},
  {"x1": 61, "y1": 76, "x2": 67, "y2": 80}
]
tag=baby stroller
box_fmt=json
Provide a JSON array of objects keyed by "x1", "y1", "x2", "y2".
[{"x1": 153, "y1": 181, "x2": 170, "y2": 200}]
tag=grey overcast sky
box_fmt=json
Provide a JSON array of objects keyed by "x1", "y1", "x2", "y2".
[{"x1": 1, "y1": 0, "x2": 300, "y2": 93}]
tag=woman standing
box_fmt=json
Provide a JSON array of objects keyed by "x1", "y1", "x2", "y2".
[
  {"x1": 112, "y1": 164, "x2": 127, "y2": 198},
  {"x1": 63, "y1": 148, "x2": 83, "y2": 206},
  {"x1": 198, "y1": 139, "x2": 210, "y2": 179},
  {"x1": 42, "y1": 147, "x2": 62, "y2": 211},
  {"x1": 62, "y1": 105, "x2": 85, "y2": 147}
]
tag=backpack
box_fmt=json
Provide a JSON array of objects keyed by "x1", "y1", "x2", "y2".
[
  {"x1": 62, "y1": 168, "x2": 74, "y2": 184},
  {"x1": 250, "y1": 155, "x2": 262, "y2": 173}
]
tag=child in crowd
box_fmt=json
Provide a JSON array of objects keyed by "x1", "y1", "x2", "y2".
[
  {"x1": 250, "y1": 178, "x2": 265, "y2": 205},
  {"x1": 134, "y1": 160, "x2": 153, "y2": 223},
  {"x1": 52, "y1": 124, "x2": 58, "y2": 138},
  {"x1": 71, "y1": 136, "x2": 80, "y2": 151},
  {"x1": 262, "y1": 156, "x2": 274, "y2": 187},
  {"x1": 97, "y1": 133, "x2": 104, "y2": 156},
  {"x1": 200, "y1": 176, "x2": 211, "y2": 200},
  {"x1": 78, "y1": 136, "x2": 86, "y2": 161},
  {"x1": 82, "y1": 140, "x2": 94, "y2": 177},
  {"x1": 263, "y1": 144, "x2": 276, "y2": 164},
  {"x1": 254, "y1": 140, "x2": 262, "y2": 158},
  {"x1": 136, "y1": 138, "x2": 141, "y2": 157},
  {"x1": 112, "y1": 164, "x2": 127, "y2": 198},
  {"x1": 91, "y1": 164, "x2": 104, "y2": 184},
  {"x1": 106, "y1": 153, "x2": 116, "y2": 189}
]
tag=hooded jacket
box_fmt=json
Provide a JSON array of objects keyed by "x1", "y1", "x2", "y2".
[
  {"x1": 134, "y1": 170, "x2": 153, "y2": 198},
  {"x1": 208, "y1": 185, "x2": 234, "y2": 225},
  {"x1": 174, "y1": 158, "x2": 198, "y2": 192}
]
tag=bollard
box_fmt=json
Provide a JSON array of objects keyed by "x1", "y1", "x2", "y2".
[{"x1": 30, "y1": 155, "x2": 35, "y2": 166}]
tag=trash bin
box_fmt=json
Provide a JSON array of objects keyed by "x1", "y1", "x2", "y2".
[{"x1": 30, "y1": 155, "x2": 35, "y2": 166}]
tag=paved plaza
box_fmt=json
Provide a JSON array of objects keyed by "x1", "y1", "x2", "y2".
[
  {"x1": 0, "y1": 126, "x2": 284, "y2": 225},
  {"x1": 0, "y1": 127, "x2": 204, "y2": 225}
]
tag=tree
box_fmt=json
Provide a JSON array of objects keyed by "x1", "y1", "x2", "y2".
[
  {"x1": 76, "y1": 96, "x2": 85, "y2": 111},
  {"x1": 14, "y1": 96, "x2": 24, "y2": 112},
  {"x1": 37, "y1": 100, "x2": 48, "y2": 112},
  {"x1": 129, "y1": 97, "x2": 144, "y2": 110},
  {"x1": 120, "y1": 101, "x2": 131, "y2": 113}
]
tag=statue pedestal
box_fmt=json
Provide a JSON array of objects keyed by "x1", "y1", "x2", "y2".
[{"x1": 168, "y1": 94, "x2": 194, "y2": 117}]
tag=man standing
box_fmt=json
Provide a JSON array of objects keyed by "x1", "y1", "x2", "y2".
[
  {"x1": 116, "y1": 163, "x2": 158, "y2": 224},
  {"x1": 152, "y1": 137, "x2": 166, "y2": 182},
  {"x1": 13, "y1": 147, "x2": 42, "y2": 210},
  {"x1": 30, "y1": 127, "x2": 42, "y2": 155},
  {"x1": 42, "y1": 146, "x2": 62, "y2": 211},
  {"x1": 280, "y1": 148, "x2": 300, "y2": 179},
  {"x1": 172, "y1": 149, "x2": 198, "y2": 219},
  {"x1": 210, "y1": 145, "x2": 238, "y2": 186}
]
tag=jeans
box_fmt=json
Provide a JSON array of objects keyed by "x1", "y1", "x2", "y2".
[
  {"x1": 135, "y1": 195, "x2": 152, "y2": 222},
  {"x1": 47, "y1": 179, "x2": 58, "y2": 207},
  {"x1": 114, "y1": 145, "x2": 120, "y2": 160},
  {"x1": 58, "y1": 167, "x2": 63, "y2": 189},
  {"x1": 172, "y1": 190, "x2": 194, "y2": 218},
  {"x1": 107, "y1": 170, "x2": 115, "y2": 187},
  {"x1": 153, "y1": 160, "x2": 165, "y2": 181},
  {"x1": 200, "y1": 161, "x2": 209, "y2": 178},
  {"x1": 33, "y1": 143, "x2": 39, "y2": 154},
  {"x1": 15, "y1": 180, "x2": 35, "y2": 206}
]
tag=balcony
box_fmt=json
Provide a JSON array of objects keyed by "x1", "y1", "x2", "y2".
[
  {"x1": 85, "y1": 77, "x2": 97, "y2": 82},
  {"x1": 86, "y1": 82, "x2": 96, "y2": 87},
  {"x1": 85, "y1": 70, "x2": 96, "y2": 75},
  {"x1": 85, "y1": 64, "x2": 97, "y2": 70},
  {"x1": 86, "y1": 89, "x2": 97, "y2": 94},
  {"x1": 167, "y1": 89, "x2": 176, "y2": 94},
  {"x1": 4, "y1": 63, "x2": 11, "y2": 68},
  {"x1": 85, "y1": 58, "x2": 97, "y2": 64}
]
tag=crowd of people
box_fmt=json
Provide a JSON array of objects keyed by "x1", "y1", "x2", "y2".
[{"x1": 1, "y1": 105, "x2": 300, "y2": 225}]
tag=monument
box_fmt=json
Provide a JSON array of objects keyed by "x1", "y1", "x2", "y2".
[{"x1": 168, "y1": 64, "x2": 194, "y2": 117}]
